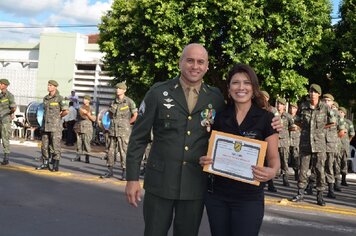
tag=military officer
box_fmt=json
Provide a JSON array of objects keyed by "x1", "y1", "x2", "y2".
[
  {"x1": 276, "y1": 97, "x2": 294, "y2": 187},
  {"x1": 288, "y1": 102, "x2": 301, "y2": 181},
  {"x1": 0, "y1": 78, "x2": 16, "y2": 165},
  {"x1": 36, "y1": 80, "x2": 68, "y2": 171},
  {"x1": 291, "y1": 84, "x2": 336, "y2": 206},
  {"x1": 100, "y1": 82, "x2": 138, "y2": 180},
  {"x1": 337, "y1": 107, "x2": 355, "y2": 187},
  {"x1": 72, "y1": 95, "x2": 96, "y2": 163},
  {"x1": 125, "y1": 43, "x2": 225, "y2": 236}
]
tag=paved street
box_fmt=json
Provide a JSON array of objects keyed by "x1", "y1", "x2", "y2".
[{"x1": 1, "y1": 140, "x2": 356, "y2": 236}]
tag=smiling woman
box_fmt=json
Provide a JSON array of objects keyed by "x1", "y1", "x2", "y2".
[{"x1": 0, "y1": 0, "x2": 113, "y2": 43}]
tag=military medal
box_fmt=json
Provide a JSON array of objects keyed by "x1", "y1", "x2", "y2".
[{"x1": 200, "y1": 104, "x2": 216, "y2": 132}]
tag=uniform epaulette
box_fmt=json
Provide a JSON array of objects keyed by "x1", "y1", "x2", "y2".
[{"x1": 150, "y1": 79, "x2": 175, "y2": 90}]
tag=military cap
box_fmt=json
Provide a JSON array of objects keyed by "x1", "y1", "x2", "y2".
[
  {"x1": 261, "y1": 91, "x2": 270, "y2": 99},
  {"x1": 339, "y1": 107, "x2": 347, "y2": 114},
  {"x1": 83, "y1": 95, "x2": 91, "y2": 101},
  {"x1": 0, "y1": 78, "x2": 10, "y2": 86},
  {"x1": 276, "y1": 97, "x2": 287, "y2": 105},
  {"x1": 309, "y1": 83, "x2": 321, "y2": 94},
  {"x1": 333, "y1": 101, "x2": 339, "y2": 108},
  {"x1": 48, "y1": 80, "x2": 59, "y2": 87},
  {"x1": 289, "y1": 102, "x2": 298, "y2": 108},
  {"x1": 323, "y1": 93, "x2": 334, "y2": 101},
  {"x1": 115, "y1": 82, "x2": 127, "y2": 90}
]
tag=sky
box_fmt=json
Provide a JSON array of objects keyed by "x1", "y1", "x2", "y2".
[{"x1": 0, "y1": 0, "x2": 342, "y2": 43}]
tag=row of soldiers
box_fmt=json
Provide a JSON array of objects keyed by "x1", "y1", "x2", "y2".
[{"x1": 262, "y1": 83, "x2": 355, "y2": 206}]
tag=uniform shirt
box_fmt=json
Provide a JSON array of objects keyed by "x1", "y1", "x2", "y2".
[
  {"x1": 74, "y1": 105, "x2": 93, "y2": 134},
  {"x1": 295, "y1": 100, "x2": 336, "y2": 154},
  {"x1": 126, "y1": 77, "x2": 225, "y2": 200},
  {"x1": 340, "y1": 118, "x2": 355, "y2": 153},
  {"x1": 0, "y1": 89, "x2": 16, "y2": 123},
  {"x1": 325, "y1": 110, "x2": 345, "y2": 153},
  {"x1": 108, "y1": 96, "x2": 137, "y2": 137},
  {"x1": 277, "y1": 111, "x2": 293, "y2": 148},
  {"x1": 212, "y1": 104, "x2": 277, "y2": 201},
  {"x1": 42, "y1": 91, "x2": 68, "y2": 132}
]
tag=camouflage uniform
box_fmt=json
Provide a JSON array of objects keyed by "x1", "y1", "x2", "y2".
[
  {"x1": 41, "y1": 91, "x2": 68, "y2": 162},
  {"x1": 0, "y1": 87, "x2": 16, "y2": 163},
  {"x1": 289, "y1": 123, "x2": 301, "y2": 179},
  {"x1": 106, "y1": 96, "x2": 137, "y2": 170},
  {"x1": 278, "y1": 110, "x2": 294, "y2": 185},
  {"x1": 75, "y1": 104, "x2": 94, "y2": 158},
  {"x1": 336, "y1": 117, "x2": 355, "y2": 185},
  {"x1": 293, "y1": 97, "x2": 336, "y2": 205}
]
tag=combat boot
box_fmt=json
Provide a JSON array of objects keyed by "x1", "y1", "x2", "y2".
[
  {"x1": 326, "y1": 183, "x2": 336, "y2": 199},
  {"x1": 304, "y1": 183, "x2": 313, "y2": 195},
  {"x1": 341, "y1": 174, "x2": 348, "y2": 186},
  {"x1": 100, "y1": 166, "x2": 113, "y2": 178},
  {"x1": 267, "y1": 179, "x2": 277, "y2": 192},
  {"x1": 291, "y1": 189, "x2": 304, "y2": 202},
  {"x1": 85, "y1": 155, "x2": 90, "y2": 164},
  {"x1": 282, "y1": 174, "x2": 290, "y2": 187},
  {"x1": 71, "y1": 155, "x2": 81, "y2": 162},
  {"x1": 121, "y1": 168, "x2": 126, "y2": 181},
  {"x1": 51, "y1": 160, "x2": 59, "y2": 172},
  {"x1": 36, "y1": 160, "x2": 49, "y2": 170},
  {"x1": 316, "y1": 191, "x2": 326, "y2": 206},
  {"x1": 1, "y1": 154, "x2": 9, "y2": 165},
  {"x1": 334, "y1": 181, "x2": 342, "y2": 192}
]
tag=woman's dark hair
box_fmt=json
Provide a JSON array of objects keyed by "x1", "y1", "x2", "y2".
[{"x1": 226, "y1": 63, "x2": 267, "y2": 108}]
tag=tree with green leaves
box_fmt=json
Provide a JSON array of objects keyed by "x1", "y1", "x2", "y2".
[{"x1": 98, "y1": 0, "x2": 332, "y2": 103}]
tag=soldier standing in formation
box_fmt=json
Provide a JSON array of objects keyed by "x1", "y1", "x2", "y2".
[
  {"x1": 291, "y1": 84, "x2": 336, "y2": 206},
  {"x1": 0, "y1": 79, "x2": 16, "y2": 165},
  {"x1": 288, "y1": 102, "x2": 300, "y2": 181},
  {"x1": 337, "y1": 107, "x2": 355, "y2": 187},
  {"x1": 72, "y1": 95, "x2": 96, "y2": 163},
  {"x1": 322, "y1": 94, "x2": 345, "y2": 199},
  {"x1": 100, "y1": 82, "x2": 138, "y2": 180},
  {"x1": 36, "y1": 80, "x2": 68, "y2": 172},
  {"x1": 276, "y1": 97, "x2": 294, "y2": 187}
]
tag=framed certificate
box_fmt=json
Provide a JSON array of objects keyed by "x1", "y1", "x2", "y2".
[{"x1": 203, "y1": 130, "x2": 267, "y2": 186}]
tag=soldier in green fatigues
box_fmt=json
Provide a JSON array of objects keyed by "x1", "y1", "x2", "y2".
[
  {"x1": 36, "y1": 80, "x2": 68, "y2": 172},
  {"x1": 288, "y1": 102, "x2": 301, "y2": 181},
  {"x1": 0, "y1": 79, "x2": 16, "y2": 165},
  {"x1": 276, "y1": 97, "x2": 294, "y2": 187},
  {"x1": 322, "y1": 94, "x2": 345, "y2": 198},
  {"x1": 261, "y1": 91, "x2": 279, "y2": 192},
  {"x1": 337, "y1": 107, "x2": 355, "y2": 187},
  {"x1": 72, "y1": 95, "x2": 96, "y2": 163},
  {"x1": 100, "y1": 82, "x2": 138, "y2": 180},
  {"x1": 125, "y1": 44, "x2": 225, "y2": 236},
  {"x1": 291, "y1": 84, "x2": 336, "y2": 206}
]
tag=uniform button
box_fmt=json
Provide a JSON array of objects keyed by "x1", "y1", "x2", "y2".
[
  {"x1": 187, "y1": 131, "x2": 191, "y2": 135},
  {"x1": 184, "y1": 146, "x2": 189, "y2": 151},
  {"x1": 182, "y1": 161, "x2": 187, "y2": 165},
  {"x1": 166, "y1": 114, "x2": 170, "y2": 118},
  {"x1": 188, "y1": 116, "x2": 192, "y2": 120}
]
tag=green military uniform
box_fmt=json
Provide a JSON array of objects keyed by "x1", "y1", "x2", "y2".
[
  {"x1": 293, "y1": 95, "x2": 336, "y2": 205},
  {"x1": 0, "y1": 79, "x2": 16, "y2": 165},
  {"x1": 289, "y1": 103, "x2": 301, "y2": 181},
  {"x1": 126, "y1": 77, "x2": 225, "y2": 236},
  {"x1": 336, "y1": 108, "x2": 355, "y2": 186},
  {"x1": 276, "y1": 98, "x2": 294, "y2": 186},
  {"x1": 37, "y1": 80, "x2": 68, "y2": 171},
  {"x1": 74, "y1": 100, "x2": 94, "y2": 163},
  {"x1": 103, "y1": 83, "x2": 137, "y2": 179}
]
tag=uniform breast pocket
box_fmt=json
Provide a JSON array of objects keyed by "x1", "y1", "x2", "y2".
[
  {"x1": 316, "y1": 114, "x2": 326, "y2": 128},
  {"x1": 158, "y1": 110, "x2": 178, "y2": 129}
]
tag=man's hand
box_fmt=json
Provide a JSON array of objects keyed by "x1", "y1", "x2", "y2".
[
  {"x1": 272, "y1": 116, "x2": 282, "y2": 132},
  {"x1": 125, "y1": 181, "x2": 142, "y2": 207}
]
